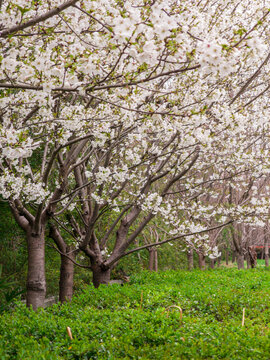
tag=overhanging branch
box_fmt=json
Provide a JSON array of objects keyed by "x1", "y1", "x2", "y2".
[{"x1": 0, "y1": 0, "x2": 79, "y2": 38}]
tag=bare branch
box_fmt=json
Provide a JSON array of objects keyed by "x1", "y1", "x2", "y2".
[
  {"x1": 13, "y1": 199, "x2": 35, "y2": 224},
  {"x1": 9, "y1": 201, "x2": 29, "y2": 231}
]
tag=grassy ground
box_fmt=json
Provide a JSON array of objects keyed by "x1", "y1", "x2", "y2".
[
  {"x1": 0, "y1": 268, "x2": 269, "y2": 359},
  {"x1": 219, "y1": 259, "x2": 266, "y2": 268}
]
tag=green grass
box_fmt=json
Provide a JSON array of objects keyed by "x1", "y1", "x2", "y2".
[
  {"x1": 0, "y1": 268, "x2": 269, "y2": 359},
  {"x1": 219, "y1": 259, "x2": 266, "y2": 269}
]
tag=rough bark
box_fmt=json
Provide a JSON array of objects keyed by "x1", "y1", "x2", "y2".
[
  {"x1": 198, "y1": 253, "x2": 206, "y2": 270},
  {"x1": 49, "y1": 225, "x2": 76, "y2": 302},
  {"x1": 236, "y1": 253, "x2": 245, "y2": 269},
  {"x1": 231, "y1": 224, "x2": 245, "y2": 270},
  {"x1": 148, "y1": 248, "x2": 154, "y2": 271},
  {"x1": 248, "y1": 246, "x2": 257, "y2": 268},
  {"x1": 59, "y1": 247, "x2": 75, "y2": 303},
  {"x1": 154, "y1": 248, "x2": 158, "y2": 272},
  {"x1": 92, "y1": 265, "x2": 111, "y2": 288},
  {"x1": 187, "y1": 248, "x2": 194, "y2": 270},
  {"x1": 26, "y1": 230, "x2": 46, "y2": 310}
]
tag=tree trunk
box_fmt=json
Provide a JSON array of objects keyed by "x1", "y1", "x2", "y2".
[
  {"x1": 49, "y1": 225, "x2": 75, "y2": 303},
  {"x1": 59, "y1": 247, "x2": 75, "y2": 303},
  {"x1": 225, "y1": 250, "x2": 229, "y2": 265},
  {"x1": 264, "y1": 234, "x2": 269, "y2": 267},
  {"x1": 248, "y1": 246, "x2": 257, "y2": 269},
  {"x1": 246, "y1": 254, "x2": 251, "y2": 269},
  {"x1": 154, "y1": 248, "x2": 158, "y2": 272},
  {"x1": 236, "y1": 253, "x2": 245, "y2": 269},
  {"x1": 210, "y1": 259, "x2": 215, "y2": 269},
  {"x1": 232, "y1": 250, "x2": 236, "y2": 263},
  {"x1": 198, "y1": 253, "x2": 206, "y2": 270},
  {"x1": 148, "y1": 248, "x2": 154, "y2": 271},
  {"x1": 92, "y1": 265, "x2": 111, "y2": 288},
  {"x1": 187, "y1": 248, "x2": 193, "y2": 270},
  {"x1": 26, "y1": 230, "x2": 46, "y2": 310}
]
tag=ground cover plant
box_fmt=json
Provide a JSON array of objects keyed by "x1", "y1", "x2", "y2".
[{"x1": 0, "y1": 268, "x2": 269, "y2": 360}]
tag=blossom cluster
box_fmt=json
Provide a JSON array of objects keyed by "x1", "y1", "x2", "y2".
[{"x1": 0, "y1": 0, "x2": 270, "y2": 258}]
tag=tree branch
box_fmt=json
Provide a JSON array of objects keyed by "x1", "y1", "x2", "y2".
[
  {"x1": 48, "y1": 243, "x2": 91, "y2": 269},
  {"x1": 9, "y1": 201, "x2": 29, "y2": 231},
  {"x1": 100, "y1": 205, "x2": 131, "y2": 249},
  {"x1": 107, "y1": 220, "x2": 233, "y2": 266},
  {"x1": 162, "y1": 149, "x2": 200, "y2": 195},
  {"x1": 13, "y1": 199, "x2": 35, "y2": 224},
  {"x1": 230, "y1": 52, "x2": 270, "y2": 105},
  {"x1": 0, "y1": 64, "x2": 200, "y2": 93},
  {"x1": 0, "y1": 0, "x2": 79, "y2": 38}
]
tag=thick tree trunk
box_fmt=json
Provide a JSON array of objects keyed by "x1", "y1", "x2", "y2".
[
  {"x1": 198, "y1": 253, "x2": 206, "y2": 270},
  {"x1": 26, "y1": 230, "x2": 46, "y2": 310},
  {"x1": 236, "y1": 253, "x2": 245, "y2": 269},
  {"x1": 59, "y1": 247, "x2": 75, "y2": 303},
  {"x1": 230, "y1": 225, "x2": 246, "y2": 270},
  {"x1": 154, "y1": 248, "x2": 158, "y2": 272},
  {"x1": 187, "y1": 249, "x2": 193, "y2": 270},
  {"x1": 92, "y1": 265, "x2": 111, "y2": 288}
]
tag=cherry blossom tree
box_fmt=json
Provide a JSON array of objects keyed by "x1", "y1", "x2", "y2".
[{"x1": 1, "y1": 0, "x2": 270, "y2": 307}]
